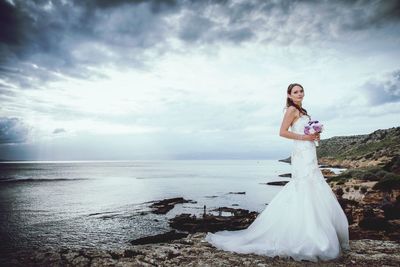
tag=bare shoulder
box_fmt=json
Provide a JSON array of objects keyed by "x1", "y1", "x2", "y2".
[
  {"x1": 285, "y1": 106, "x2": 298, "y2": 115},
  {"x1": 284, "y1": 106, "x2": 300, "y2": 127}
]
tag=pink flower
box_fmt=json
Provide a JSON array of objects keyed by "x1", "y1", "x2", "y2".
[{"x1": 303, "y1": 119, "x2": 324, "y2": 146}]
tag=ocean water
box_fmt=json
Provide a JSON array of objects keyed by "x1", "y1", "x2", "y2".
[{"x1": 0, "y1": 160, "x2": 341, "y2": 255}]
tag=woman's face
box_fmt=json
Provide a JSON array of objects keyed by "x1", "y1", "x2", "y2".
[{"x1": 288, "y1": 85, "x2": 304, "y2": 103}]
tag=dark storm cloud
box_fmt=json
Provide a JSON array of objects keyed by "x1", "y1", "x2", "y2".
[
  {"x1": 363, "y1": 70, "x2": 400, "y2": 105},
  {"x1": 337, "y1": 0, "x2": 400, "y2": 30},
  {"x1": 0, "y1": 0, "x2": 24, "y2": 46},
  {"x1": 0, "y1": 117, "x2": 31, "y2": 144},
  {"x1": 1, "y1": 0, "x2": 400, "y2": 91},
  {"x1": 86, "y1": 0, "x2": 177, "y2": 11},
  {"x1": 0, "y1": 0, "x2": 182, "y2": 87},
  {"x1": 177, "y1": 11, "x2": 254, "y2": 44}
]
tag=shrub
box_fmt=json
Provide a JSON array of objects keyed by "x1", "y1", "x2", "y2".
[
  {"x1": 342, "y1": 169, "x2": 368, "y2": 180},
  {"x1": 364, "y1": 166, "x2": 382, "y2": 173},
  {"x1": 335, "y1": 172, "x2": 349, "y2": 179},
  {"x1": 375, "y1": 170, "x2": 389, "y2": 179},
  {"x1": 327, "y1": 176, "x2": 346, "y2": 182},
  {"x1": 383, "y1": 155, "x2": 400, "y2": 173},
  {"x1": 373, "y1": 173, "x2": 400, "y2": 192},
  {"x1": 361, "y1": 172, "x2": 379, "y2": 181},
  {"x1": 335, "y1": 187, "x2": 344, "y2": 196},
  {"x1": 360, "y1": 186, "x2": 368, "y2": 194},
  {"x1": 333, "y1": 169, "x2": 360, "y2": 181},
  {"x1": 354, "y1": 185, "x2": 360, "y2": 190},
  {"x1": 345, "y1": 187, "x2": 350, "y2": 192},
  {"x1": 384, "y1": 173, "x2": 399, "y2": 180}
]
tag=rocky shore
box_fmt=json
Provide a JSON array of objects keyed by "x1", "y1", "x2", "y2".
[
  {"x1": 317, "y1": 126, "x2": 400, "y2": 242},
  {"x1": 7, "y1": 233, "x2": 400, "y2": 267}
]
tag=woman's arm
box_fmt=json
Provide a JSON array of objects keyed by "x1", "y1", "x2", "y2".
[{"x1": 279, "y1": 107, "x2": 317, "y2": 141}]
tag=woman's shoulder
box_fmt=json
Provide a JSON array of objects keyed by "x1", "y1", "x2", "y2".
[{"x1": 285, "y1": 106, "x2": 299, "y2": 115}]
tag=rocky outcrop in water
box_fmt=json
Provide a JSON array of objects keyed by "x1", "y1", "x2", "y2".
[
  {"x1": 130, "y1": 230, "x2": 188, "y2": 245},
  {"x1": 147, "y1": 197, "x2": 197, "y2": 214},
  {"x1": 169, "y1": 207, "x2": 258, "y2": 233}
]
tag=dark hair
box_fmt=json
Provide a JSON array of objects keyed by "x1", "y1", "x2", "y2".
[{"x1": 285, "y1": 83, "x2": 311, "y2": 119}]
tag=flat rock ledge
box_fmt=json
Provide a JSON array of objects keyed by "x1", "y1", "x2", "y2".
[
  {"x1": 7, "y1": 233, "x2": 400, "y2": 267},
  {"x1": 147, "y1": 197, "x2": 197, "y2": 215}
]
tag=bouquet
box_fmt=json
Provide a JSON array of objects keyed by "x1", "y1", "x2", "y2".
[{"x1": 304, "y1": 120, "x2": 324, "y2": 146}]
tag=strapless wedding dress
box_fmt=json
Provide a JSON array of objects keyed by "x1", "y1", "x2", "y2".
[{"x1": 204, "y1": 115, "x2": 350, "y2": 262}]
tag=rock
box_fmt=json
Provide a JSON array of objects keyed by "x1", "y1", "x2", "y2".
[
  {"x1": 130, "y1": 230, "x2": 188, "y2": 245},
  {"x1": 169, "y1": 208, "x2": 258, "y2": 233},
  {"x1": 321, "y1": 168, "x2": 336, "y2": 177},
  {"x1": 278, "y1": 173, "x2": 292, "y2": 177},
  {"x1": 210, "y1": 207, "x2": 252, "y2": 216},
  {"x1": 359, "y1": 217, "x2": 390, "y2": 231},
  {"x1": 71, "y1": 255, "x2": 90, "y2": 266},
  {"x1": 362, "y1": 190, "x2": 386, "y2": 204},
  {"x1": 381, "y1": 199, "x2": 400, "y2": 220},
  {"x1": 263, "y1": 181, "x2": 289, "y2": 186},
  {"x1": 148, "y1": 197, "x2": 197, "y2": 214},
  {"x1": 109, "y1": 251, "x2": 122, "y2": 259},
  {"x1": 358, "y1": 207, "x2": 389, "y2": 231},
  {"x1": 228, "y1": 191, "x2": 246, "y2": 194},
  {"x1": 124, "y1": 249, "x2": 145, "y2": 257},
  {"x1": 278, "y1": 157, "x2": 291, "y2": 164},
  {"x1": 337, "y1": 198, "x2": 358, "y2": 224}
]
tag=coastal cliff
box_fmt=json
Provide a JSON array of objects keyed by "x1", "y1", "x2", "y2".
[
  {"x1": 317, "y1": 126, "x2": 400, "y2": 169},
  {"x1": 315, "y1": 126, "x2": 400, "y2": 244}
]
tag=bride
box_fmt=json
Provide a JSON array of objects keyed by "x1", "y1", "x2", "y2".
[{"x1": 204, "y1": 83, "x2": 350, "y2": 262}]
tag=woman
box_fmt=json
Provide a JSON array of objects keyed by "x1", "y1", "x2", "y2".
[{"x1": 204, "y1": 83, "x2": 350, "y2": 262}]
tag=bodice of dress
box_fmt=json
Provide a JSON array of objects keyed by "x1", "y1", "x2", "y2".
[
  {"x1": 290, "y1": 114, "x2": 318, "y2": 181},
  {"x1": 290, "y1": 115, "x2": 310, "y2": 134},
  {"x1": 290, "y1": 115, "x2": 315, "y2": 147}
]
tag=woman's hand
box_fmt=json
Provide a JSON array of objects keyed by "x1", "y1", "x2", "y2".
[{"x1": 302, "y1": 133, "x2": 320, "y2": 141}]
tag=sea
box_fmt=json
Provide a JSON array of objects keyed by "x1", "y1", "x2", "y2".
[{"x1": 0, "y1": 160, "x2": 345, "y2": 257}]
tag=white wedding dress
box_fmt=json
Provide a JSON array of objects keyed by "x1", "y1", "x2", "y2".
[{"x1": 205, "y1": 115, "x2": 350, "y2": 262}]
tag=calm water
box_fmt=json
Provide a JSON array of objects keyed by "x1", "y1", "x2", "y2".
[{"x1": 0, "y1": 160, "x2": 340, "y2": 256}]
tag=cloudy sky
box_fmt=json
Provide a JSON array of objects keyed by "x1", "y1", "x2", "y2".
[{"x1": 0, "y1": 0, "x2": 399, "y2": 160}]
